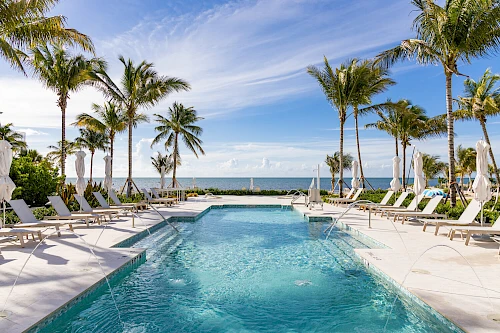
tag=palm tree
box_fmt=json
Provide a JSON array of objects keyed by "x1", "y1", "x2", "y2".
[
  {"x1": 307, "y1": 57, "x2": 358, "y2": 197},
  {"x1": 364, "y1": 99, "x2": 403, "y2": 156},
  {"x1": 0, "y1": 0, "x2": 93, "y2": 73},
  {"x1": 351, "y1": 61, "x2": 395, "y2": 187},
  {"x1": 456, "y1": 145, "x2": 476, "y2": 190},
  {"x1": 90, "y1": 56, "x2": 190, "y2": 195},
  {"x1": 151, "y1": 152, "x2": 175, "y2": 175},
  {"x1": 455, "y1": 68, "x2": 500, "y2": 185},
  {"x1": 422, "y1": 154, "x2": 447, "y2": 187},
  {"x1": 75, "y1": 128, "x2": 109, "y2": 182},
  {"x1": 151, "y1": 102, "x2": 205, "y2": 187},
  {"x1": 73, "y1": 102, "x2": 127, "y2": 177},
  {"x1": 30, "y1": 44, "x2": 105, "y2": 177},
  {"x1": 20, "y1": 149, "x2": 43, "y2": 163},
  {"x1": 0, "y1": 123, "x2": 27, "y2": 153},
  {"x1": 46, "y1": 140, "x2": 79, "y2": 171},
  {"x1": 325, "y1": 152, "x2": 353, "y2": 191},
  {"x1": 375, "y1": 0, "x2": 500, "y2": 206}
]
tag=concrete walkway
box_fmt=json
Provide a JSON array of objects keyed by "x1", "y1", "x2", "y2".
[{"x1": 0, "y1": 196, "x2": 499, "y2": 332}]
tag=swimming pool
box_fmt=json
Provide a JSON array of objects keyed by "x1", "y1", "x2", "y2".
[{"x1": 37, "y1": 207, "x2": 460, "y2": 332}]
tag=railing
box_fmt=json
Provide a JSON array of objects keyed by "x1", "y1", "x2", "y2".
[
  {"x1": 324, "y1": 200, "x2": 378, "y2": 239},
  {"x1": 145, "y1": 201, "x2": 179, "y2": 232},
  {"x1": 290, "y1": 190, "x2": 307, "y2": 205}
]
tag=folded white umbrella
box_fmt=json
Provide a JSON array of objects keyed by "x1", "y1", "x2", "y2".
[
  {"x1": 0, "y1": 140, "x2": 16, "y2": 228},
  {"x1": 250, "y1": 177, "x2": 254, "y2": 191},
  {"x1": 351, "y1": 160, "x2": 360, "y2": 189},
  {"x1": 472, "y1": 140, "x2": 492, "y2": 226},
  {"x1": 309, "y1": 178, "x2": 315, "y2": 189},
  {"x1": 413, "y1": 151, "x2": 425, "y2": 210},
  {"x1": 390, "y1": 156, "x2": 401, "y2": 192},
  {"x1": 160, "y1": 165, "x2": 166, "y2": 189},
  {"x1": 75, "y1": 151, "x2": 86, "y2": 208},
  {"x1": 103, "y1": 155, "x2": 112, "y2": 193}
]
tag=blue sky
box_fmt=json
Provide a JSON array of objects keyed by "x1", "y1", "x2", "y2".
[{"x1": 2, "y1": 0, "x2": 499, "y2": 178}]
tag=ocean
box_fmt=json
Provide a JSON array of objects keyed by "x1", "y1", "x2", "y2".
[{"x1": 65, "y1": 177, "x2": 439, "y2": 191}]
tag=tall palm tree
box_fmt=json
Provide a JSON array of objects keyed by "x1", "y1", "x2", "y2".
[
  {"x1": 0, "y1": 123, "x2": 27, "y2": 153},
  {"x1": 422, "y1": 154, "x2": 447, "y2": 187},
  {"x1": 455, "y1": 68, "x2": 500, "y2": 184},
  {"x1": 151, "y1": 151, "x2": 176, "y2": 175},
  {"x1": 351, "y1": 61, "x2": 395, "y2": 187},
  {"x1": 30, "y1": 44, "x2": 105, "y2": 177},
  {"x1": 75, "y1": 128, "x2": 109, "y2": 182},
  {"x1": 307, "y1": 57, "x2": 358, "y2": 197},
  {"x1": 151, "y1": 102, "x2": 205, "y2": 187},
  {"x1": 325, "y1": 152, "x2": 353, "y2": 191},
  {"x1": 375, "y1": 0, "x2": 500, "y2": 206},
  {"x1": 46, "y1": 140, "x2": 78, "y2": 171},
  {"x1": 364, "y1": 99, "x2": 403, "y2": 156},
  {"x1": 0, "y1": 0, "x2": 93, "y2": 73},
  {"x1": 73, "y1": 102, "x2": 127, "y2": 177},
  {"x1": 90, "y1": 56, "x2": 190, "y2": 195},
  {"x1": 456, "y1": 145, "x2": 477, "y2": 190}
]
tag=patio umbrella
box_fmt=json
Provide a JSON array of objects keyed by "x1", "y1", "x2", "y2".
[
  {"x1": 472, "y1": 140, "x2": 491, "y2": 227},
  {"x1": 160, "y1": 165, "x2": 166, "y2": 189},
  {"x1": 351, "y1": 160, "x2": 360, "y2": 189},
  {"x1": 103, "y1": 155, "x2": 112, "y2": 193},
  {"x1": 192, "y1": 177, "x2": 196, "y2": 189},
  {"x1": 0, "y1": 140, "x2": 15, "y2": 228},
  {"x1": 75, "y1": 151, "x2": 86, "y2": 210},
  {"x1": 413, "y1": 151, "x2": 425, "y2": 211},
  {"x1": 390, "y1": 156, "x2": 401, "y2": 192},
  {"x1": 250, "y1": 178, "x2": 254, "y2": 191}
]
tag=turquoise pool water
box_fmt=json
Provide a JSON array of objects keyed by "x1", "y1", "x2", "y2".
[{"x1": 37, "y1": 208, "x2": 459, "y2": 332}]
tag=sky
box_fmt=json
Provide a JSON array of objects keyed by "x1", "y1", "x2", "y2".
[{"x1": 2, "y1": 0, "x2": 500, "y2": 179}]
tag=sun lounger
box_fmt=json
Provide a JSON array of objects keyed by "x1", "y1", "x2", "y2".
[
  {"x1": 73, "y1": 194, "x2": 122, "y2": 220},
  {"x1": 449, "y1": 216, "x2": 500, "y2": 245},
  {"x1": 47, "y1": 196, "x2": 101, "y2": 227},
  {"x1": 328, "y1": 188, "x2": 363, "y2": 206},
  {"x1": 8, "y1": 199, "x2": 71, "y2": 236},
  {"x1": 370, "y1": 192, "x2": 410, "y2": 215},
  {"x1": 151, "y1": 188, "x2": 178, "y2": 204},
  {"x1": 0, "y1": 228, "x2": 45, "y2": 247},
  {"x1": 376, "y1": 192, "x2": 419, "y2": 217},
  {"x1": 420, "y1": 199, "x2": 481, "y2": 235},
  {"x1": 93, "y1": 192, "x2": 137, "y2": 212},
  {"x1": 358, "y1": 191, "x2": 394, "y2": 211},
  {"x1": 109, "y1": 190, "x2": 147, "y2": 211},
  {"x1": 141, "y1": 188, "x2": 176, "y2": 206},
  {"x1": 392, "y1": 195, "x2": 446, "y2": 223}
]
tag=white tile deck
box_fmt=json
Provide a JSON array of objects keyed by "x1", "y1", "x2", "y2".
[{"x1": 0, "y1": 195, "x2": 499, "y2": 332}]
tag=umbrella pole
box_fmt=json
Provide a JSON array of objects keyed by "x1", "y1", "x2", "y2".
[
  {"x1": 481, "y1": 202, "x2": 484, "y2": 227},
  {"x1": 2, "y1": 200, "x2": 4, "y2": 229}
]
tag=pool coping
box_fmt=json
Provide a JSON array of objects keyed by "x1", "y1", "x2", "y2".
[{"x1": 29, "y1": 203, "x2": 464, "y2": 333}]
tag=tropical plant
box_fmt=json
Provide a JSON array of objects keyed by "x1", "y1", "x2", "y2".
[
  {"x1": 350, "y1": 61, "x2": 395, "y2": 187},
  {"x1": 455, "y1": 68, "x2": 500, "y2": 184},
  {"x1": 307, "y1": 57, "x2": 358, "y2": 197},
  {"x1": 364, "y1": 99, "x2": 403, "y2": 156},
  {"x1": 30, "y1": 44, "x2": 105, "y2": 177},
  {"x1": 90, "y1": 56, "x2": 190, "y2": 195},
  {"x1": 422, "y1": 154, "x2": 447, "y2": 187},
  {"x1": 0, "y1": 123, "x2": 27, "y2": 152},
  {"x1": 46, "y1": 140, "x2": 79, "y2": 170},
  {"x1": 73, "y1": 102, "x2": 127, "y2": 177},
  {"x1": 375, "y1": 0, "x2": 500, "y2": 206},
  {"x1": 0, "y1": 0, "x2": 93, "y2": 73},
  {"x1": 151, "y1": 102, "x2": 205, "y2": 187},
  {"x1": 151, "y1": 151, "x2": 175, "y2": 175},
  {"x1": 456, "y1": 145, "x2": 476, "y2": 190},
  {"x1": 325, "y1": 152, "x2": 353, "y2": 191},
  {"x1": 75, "y1": 128, "x2": 109, "y2": 182},
  {"x1": 19, "y1": 149, "x2": 43, "y2": 163}
]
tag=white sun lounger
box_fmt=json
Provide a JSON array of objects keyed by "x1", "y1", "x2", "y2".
[
  {"x1": 378, "y1": 192, "x2": 422, "y2": 217},
  {"x1": 141, "y1": 189, "x2": 175, "y2": 206},
  {"x1": 93, "y1": 192, "x2": 137, "y2": 212},
  {"x1": 420, "y1": 199, "x2": 482, "y2": 235},
  {"x1": 151, "y1": 188, "x2": 178, "y2": 204},
  {"x1": 73, "y1": 194, "x2": 122, "y2": 220},
  {"x1": 392, "y1": 195, "x2": 446, "y2": 223},
  {"x1": 109, "y1": 190, "x2": 147, "y2": 211},
  {"x1": 372, "y1": 192, "x2": 410, "y2": 214},
  {"x1": 0, "y1": 228, "x2": 45, "y2": 247},
  {"x1": 328, "y1": 188, "x2": 363, "y2": 206},
  {"x1": 449, "y1": 216, "x2": 500, "y2": 245},
  {"x1": 358, "y1": 190, "x2": 394, "y2": 211},
  {"x1": 47, "y1": 196, "x2": 101, "y2": 227}
]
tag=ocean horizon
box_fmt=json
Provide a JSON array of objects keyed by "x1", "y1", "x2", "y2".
[{"x1": 65, "y1": 177, "x2": 440, "y2": 191}]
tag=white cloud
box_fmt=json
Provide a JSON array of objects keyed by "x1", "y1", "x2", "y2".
[
  {"x1": 218, "y1": 158, "x2": 239, "y2": 169},
  {"x1": 16, "y1": 128, "x2": 49, "y2": 136},
  {"x1": 260, "y1": 157, "x2": 270, "y2": 169}
]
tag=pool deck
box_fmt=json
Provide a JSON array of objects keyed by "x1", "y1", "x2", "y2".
[{"x1": 0, "y1": 195, "x2": 499, "y2": 332}]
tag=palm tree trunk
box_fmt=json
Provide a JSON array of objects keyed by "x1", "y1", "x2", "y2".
[
  {"x1": 127, "y1": 120, "x2": 133, "y2": 197},
  {"x1": 480, "y1": 120, "x2": 500, "y2": 185},
  {"x1": 59, "y1": 96, "x2": 67, "y2": 178},
  {"x1": 354, "y1": 111, "x2": 364, "y2": 188},
  {"x1": 339, "y1": 119, "x2": 344, "y2": 198},
  {"x1": 446, "y1": 72, "x2": 457, "y2": 206},
  {"x1": 331, "y1": 177, "x2": 335, "y2": 191},
  {"x1": 395, "y1": 137, "x2": 399, "y2": 156},
  {"x1": 172, "y1": 133, "x2": 179, "y2": 188},
  {"x1": 402, "y1": 144, "x2": 406, "y2": 189},
  {"x1": 110, "y1": 133, "x2": 114, "y2": 178},
  {"x1": 90, "y1": 151, "x2": 94, "y2": 182}
]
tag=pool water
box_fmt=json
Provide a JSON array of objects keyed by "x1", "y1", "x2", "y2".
[{"x1": 38, "y1": 208, "x2": 459, "y2": 332}]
